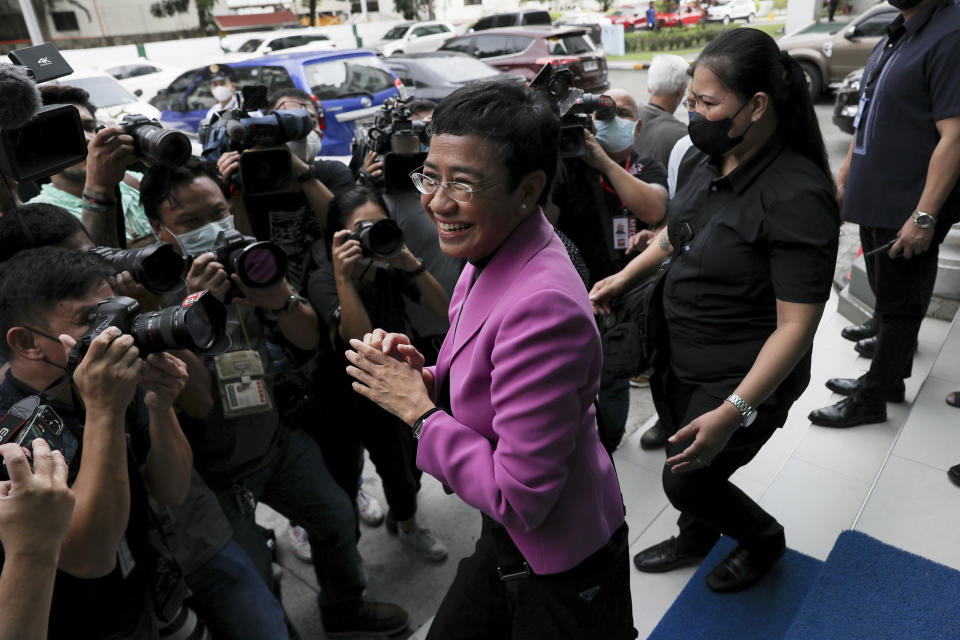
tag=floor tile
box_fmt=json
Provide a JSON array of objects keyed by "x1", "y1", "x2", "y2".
[
  {"x1": 616, "y1": 458, "x2": 671, "y2": 546},
  {"x1": 892, "y1": 375, "x2": 960, "y2": 472},
  {"x1": 854, "y1": 454, "x2": 960, "y2": 571},
  {"x1": 792, "y1": 417, "x2": 900, "y2": 484}
]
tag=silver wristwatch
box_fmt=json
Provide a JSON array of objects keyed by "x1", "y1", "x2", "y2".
[
  {"x1": 911, "y1": 210, "x2": 936, "y2": 229},
  {"x1": 725, "y1": 393, "x2": 757, "y2": 427},
  {"x1": 274, "y1": 294, "x2": 307, "y2": 315}
]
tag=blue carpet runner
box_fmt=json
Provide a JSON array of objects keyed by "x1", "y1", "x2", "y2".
[
  {"x1": 647, "y1": 536, "x2": 824, "y2": 640},
  {"x1": 782, "y1": 530, "x2": 960, "y2": 640}
]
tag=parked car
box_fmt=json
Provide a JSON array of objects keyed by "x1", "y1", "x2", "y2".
[
  {"x1": 42, "y1": 67, "x2": 163, "y2": 123},
  {"x1": 705, "y1": 0, "x2": 756, "y2": 23},
  {"x1": 657, "y1": 5, "x2": 707, "y2": 27},
  {"x1": 219, "y1": 29, "x2": 338, "y2": 60},
  {"x1": 832, "y1": 67, "x2": 862, "y2": 134},
  {"x1": 470, "y1": 9, "x2": 553, "y2": 31},
  {"x1": 368, "y1": 21, "x2": 457, "y2": 57},
  {"x1": 150, "y1": 50, "x2": 401, "y2": 156},
  {"x1": 553, "y1": 12, "x2": 611, "y2": 45},
  {"x1": 101, "y1": 60, "x2": 183, "y2": 103},
  {"x1": 385, "y1": 51, "x2": 521, "y2": 102},
  {"x1": 609, "y1": 6, "x2": 647, "y2": 31},
  {"x1": 440, "y1": 27, "x2": 608, "y2": 92},
  {"x1": 779, "y1": 2, "x2": 898, "y2": 97}
]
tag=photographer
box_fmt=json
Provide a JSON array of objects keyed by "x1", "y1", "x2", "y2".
[
  {"x1": 0, "y1": 203, "x2": 95, "y2": 257},
  {"x1": 309, "y1": 186, "x2": 450, "y2": 561},
  {"x1": 0, "y1": 439, "x2": 75, "y2": 640},
  {"x1": 26, "y1": 86, "x2": 156, "y2": 248},
  {"x1": 141, "y1": 162, "x2": 410, "y2": 637},
  {"x1": 0, "y1": 247, "x2": 193, "y2": 638}
]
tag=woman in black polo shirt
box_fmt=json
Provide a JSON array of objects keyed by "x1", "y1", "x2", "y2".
[{"x1": 590, "y1": 28, "x2": 839, "y2": 593}]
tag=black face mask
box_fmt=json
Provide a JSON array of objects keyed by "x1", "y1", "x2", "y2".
[
  {"x1": 888, "y1": 0, "x2": 923, "y2": 9},
  {"x1": 688, "y1": 100, "x2": 753, "y2": 157}
]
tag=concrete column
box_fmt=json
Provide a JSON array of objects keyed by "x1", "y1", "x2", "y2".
[
  {"x1": 785, "y1": 0, "x2": 817, "y2": 33},
  {"x1": 16, "y1": 0, "x2": 44, "y2": 45}
]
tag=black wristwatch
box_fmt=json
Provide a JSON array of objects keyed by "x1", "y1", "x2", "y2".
[
  {"x1": 273, "y1": 294, "x2": 307, "y2": 315},
  {"x1": 413, "y1": 407, "x2": 441, "y2": 439},
  {"x1": 404, "y1": 258, "x2": 427, "y2": 278}
]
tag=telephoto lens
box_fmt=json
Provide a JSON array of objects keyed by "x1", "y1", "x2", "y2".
[
  {"x1": 119, "y1": 114, "x2": 192, "y2": 168},
  {"x1": 349, "y1": 219, "x2": 404, "y2": 258},
  {"x1": 91, "y1": 243, "x2": 184, "y2": 294},
  {"x1": 211, "y1": 229, "x2": 288, "y2": 289}
]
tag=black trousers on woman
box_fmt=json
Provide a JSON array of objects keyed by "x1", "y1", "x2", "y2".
[{"x1": 651, "y1": 367, "x2": 787, "y2": 555}]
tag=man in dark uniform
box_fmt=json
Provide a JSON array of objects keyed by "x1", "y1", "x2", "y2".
[{"x1": 809, "y1": 0, "x2": 960, "y2": 428}]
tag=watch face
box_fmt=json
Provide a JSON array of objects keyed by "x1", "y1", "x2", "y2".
[{"x1": 915, "y1": 213, "x2": 934, "y2": 229}]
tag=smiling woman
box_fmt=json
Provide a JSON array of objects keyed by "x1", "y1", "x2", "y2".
[{"x1": 345, "y1": 80, "x2": 638, "y2": 640}]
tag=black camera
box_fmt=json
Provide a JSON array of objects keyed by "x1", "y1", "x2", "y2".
[
  {"x1": 118, "y1": 114, "x2": 192, "y2": 168},
  {"x1": 91, "y1": 243, "x2": 185, "y2": 294},
  {"x1": 348, "y1": 219, "x2": 404, "y2": 259},
  {"x1": 211, "y1": 229, "x2": 287, "y2": 289},
  {"x1": 66, "y1": 291, "x2": 229, "y2": 370},
  {"x1": 529, "y1": 64, "x2": 615, "y2": 159},
  {"x1": 200, "y1": 83, "x2": 313, "y2": 196},
  {"x1": 0, "y1": 43, "x2": 87, "y2": 181},
  {"x1": 352, "y1": 97, "x2": 428, "y2": 193},
  {"x1": 0, "y1": 395, "x2": 69, "y2": 479}
]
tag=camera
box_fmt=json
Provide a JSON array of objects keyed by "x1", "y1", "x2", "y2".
[
  {"x1": 91, "y1": 243, "x2": 185, "y2": 294},
  {"x1": 0, "y1": 395, "x2": 69, "y2": 479},
  {"x1": 0, "y1": 43, "x2": 88, "y2": 180},
  {"x1": 529, "y1": 64, "x2": 615, "y2": 159},
  {"x1": 201, "y1": 83, "x2": 314, "y2": 196},
  {"x1": 118, "y1": 114, "x2": 192, "y2": 168},
  {"x1": 349, "y1": 219, "x2": 404, "y2": 259},
  {"x1": 211, "y1": 229, "x2": 288, "y2": 289},
  {"x1": 66, "y1": 291, "x2": 229, "y2": 370},
  {"x1": 352, "y1": 97, "x2": 429, "y2": 193}
]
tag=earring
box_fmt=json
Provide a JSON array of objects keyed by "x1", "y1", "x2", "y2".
[{"x1": 520, "y1": 203, "x2": 527, "y2": 210}]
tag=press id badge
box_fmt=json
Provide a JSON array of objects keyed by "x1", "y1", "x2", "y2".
[
  {"x1": 853, "y1": 95, "x2": 868, "y2": 130},
  {"x1": 214, "y1": 350, "x2": 273, "y2": 418},
  {"x1": 613, "y1": 217, "x2": 630, "y2": 250}
]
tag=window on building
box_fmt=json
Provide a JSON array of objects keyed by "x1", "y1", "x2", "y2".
[{"x1": 51, "y1": 11, "x2": 79, "y2": 31}]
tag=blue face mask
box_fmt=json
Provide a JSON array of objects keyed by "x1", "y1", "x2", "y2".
[
  {"x1": 166, "y1": 215, "x2": 234, "y2": 257},
  {"x1": 595, "y1": 116, "x2": 637, "y2": 154},
  {"x1": 688, "y1": 111, "x2": 696, "y2": 122}
]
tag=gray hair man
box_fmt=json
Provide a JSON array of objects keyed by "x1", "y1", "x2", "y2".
[{"x1": 635, "y1": 54, "x2": 690, "y2": 165}]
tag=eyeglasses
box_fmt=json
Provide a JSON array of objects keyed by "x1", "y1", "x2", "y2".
[{"x1": 409, "y1": 168, "x2": 500, "y2": 204}]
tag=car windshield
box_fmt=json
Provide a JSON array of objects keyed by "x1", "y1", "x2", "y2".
[
  {"x1": 237, "y1": 39, "x2": 264, "y2": 52},
  {"x1": 304, "y1": 56, "x2": 395, "y2": 99},
  {"x1": 382, "y1": 25, "x2": 410, "y2": 40},
  {"x1": 548, "y1": 35, "x2": 593, "y2": 55},
  {"x1": 66, "y1": 76, "x2": 138, "y2": 107},
  {"x1": 421, "y1": 56, "x2": 501, "y2": 82}
]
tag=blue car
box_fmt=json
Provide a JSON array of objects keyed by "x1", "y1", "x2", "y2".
[{"x1": 151, "y1": 50, "x2": 402, "y2": 156}]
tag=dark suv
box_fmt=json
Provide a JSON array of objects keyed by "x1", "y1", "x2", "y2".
[
  {"x1": 471, "y1": 10, "x2": 552, "y2": 31},
  {"x1": 440, "y1": 27, "x2": 608, "y2": 92}
]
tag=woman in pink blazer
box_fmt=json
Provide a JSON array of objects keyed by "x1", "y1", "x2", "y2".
[{"x1": 345, "y1": 81, "x2": 636, "y2": 639}]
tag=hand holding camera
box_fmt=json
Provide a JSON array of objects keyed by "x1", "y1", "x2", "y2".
[
  {"x1": 61, "y1": 327, "x2": 142, "y2": 416},
  {"x1": 84, "y1": 126, "x2": 136, "y2": 195},
  {"x1": 332, "y1": 229, "x2": 365, "y2": 282},
  {"x1": 139, "y1": 352, "x2": 189, "y2": 413},
  {"x1": 0, "y1": 439, "x2": 75, "y2": 562},
  {"x1": 186, "y1": 253, "x2": 231, "y2": 301}
]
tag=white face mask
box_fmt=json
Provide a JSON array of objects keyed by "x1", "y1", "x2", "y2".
[
  {"x1": 211, "y1": 85, "x2": 234, "y2": 103},
  {"x1": 167, "y1": 215, "x2": 234, "y2": 257},
  {"x1": 595, "y1": 116, "x2": 638, "y2": 154},
  {"x1": 285, "y1": 130, "x2": 323, "y2": 162}
]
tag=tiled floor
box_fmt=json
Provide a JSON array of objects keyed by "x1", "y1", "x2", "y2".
[{"x1": 275, "y1": 291, "x2": 959, "y2": 639}]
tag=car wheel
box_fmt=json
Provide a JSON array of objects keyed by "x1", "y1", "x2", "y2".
[
  {"x1": 722, "y1": 14, "x2": 731, "y2": 24},
  {"x1": 799, "y1": 61, "x2": 822, "y2": 99},
  {"x1": 746, "y1": 12, "x2": 755, "y2": 22}
]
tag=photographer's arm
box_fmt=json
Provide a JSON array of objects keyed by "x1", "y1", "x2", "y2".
[
  {"x1": 169, "y1": 349, "x2": 213, "y2": 418},
  {"x1": 391, "y1": 248, "x2": 450, "y2": 321},
  {"x1": 588, "y1": 227, "x2": 672, "y2": 314},
  {"x1": 292, "y1": 156, "x2": 334, "y2": 229},
  {"x1": 139, "y1": 353, "x2": 192, "y2": 506},
  {"x1": 82, "y1": 127, "x2": 136, "y2": 247},
  {"x1": 598, "y1": 155, "x2": 667, "y2": 225}
]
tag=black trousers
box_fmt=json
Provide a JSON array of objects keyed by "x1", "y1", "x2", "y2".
[
  {"x1": 857, "y1": 225, "x2": 949, "y2": 404},
  {"x1": 652, "y1": 368, "x2": 786, "y2": 553},
  {"x1": 426, "y1": 519, "x2": 637, "y2": 640}
]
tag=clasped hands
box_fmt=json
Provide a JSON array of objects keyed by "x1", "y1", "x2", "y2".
[{"x1": 345, "y1": 329, "x2": 436, "y2": 427}]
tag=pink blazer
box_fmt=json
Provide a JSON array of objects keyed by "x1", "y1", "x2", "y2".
[{"x1": 418, "y1": 211, "x2": 626, "y2": 575}]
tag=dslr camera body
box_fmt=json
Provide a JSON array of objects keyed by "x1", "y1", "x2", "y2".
[
  {"x1": 118, "y1": 114, "x2": 192, "y2": 169},
  {"x1": 210, "y1": 229, "x2": 288, "y2": 293},
  {"x1": 201, "y1": 84, "x2": 313, "y2": 196},
  {"x1": 352, "y1": 97, "x2": 428, "y2": 193},
  {"x1": 529, "y1": 64, "x2": 615, "y2": 159},
  {"x1": 348, "y1": 219, "x2": 404, "y2": 259}
]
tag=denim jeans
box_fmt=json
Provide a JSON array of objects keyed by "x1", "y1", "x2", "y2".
[
  {"x1": 214, "y1": 428, "x2": 366, "y2": 609},
  {"x1": 185, "y1": 539, "x2": 289, "y2": 640}
]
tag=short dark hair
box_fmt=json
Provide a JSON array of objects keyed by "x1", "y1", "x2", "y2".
[
  {"x1": 140, "y1": 159, "x2": 219, "y2": 222},
  {"x1": 407, "y1": 99, "x2": 435, "y2": 118},
  {"x1": 0, "y1": 203, "x2": 90, "y2": 262},
  {"x1": 267, "y1": 88, "x2": 317, "y2": 113},
  {"x1": 430, "y1": 80, "x2": 559, "y2": 204},
  {"x1": 327, "y1": 186, "x2": 390, "y2": 238},
  {"x1": 39, "y1": 84, "x2": 97, "y2": 117},
  {"x1": 0, "y1": 247, "x2": 112, "y2": 359}
]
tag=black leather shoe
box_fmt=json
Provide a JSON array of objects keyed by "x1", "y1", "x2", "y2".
[
  {"x1": 825, "y1": 377, "x2": 905, "y2": 403},
  {"x1": 841, "y1": 318, "x2": 877, "y2": 342},
  {"x1": 948, "y1": 464, "x2": 960, "y2": 488},
  {"x1": 640, "y1": 420, "x2": 667, "y2": 450},
  {"x1": 633, "y1": 536, "x2": 709, "y2": 573},
  {"x1": 808, "y1": 397, "x2": 886, "y2": 428},
  {"x1": 705, "y1": 537, "x2": 786, "y2": 593},
  {"x1": 855, "y1": 336, "x2": 878, "y2": 358}
]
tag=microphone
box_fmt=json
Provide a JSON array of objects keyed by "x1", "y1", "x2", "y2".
[{"x1": 0, "y1": 64, "x2": 41, "y2": 130}]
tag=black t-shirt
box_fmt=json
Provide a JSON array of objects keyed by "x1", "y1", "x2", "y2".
[
  {"x1": 845, "y1": 0, "x2": 960, "y2": 229},
  {"x1": 553, "y1": 152, "x2": 668, "y2": 284},
  {"x1": 662, "y1": 142, "x2": 839, "y2": 402},
  {"x1": 310, "y1": 158, "x2": 356, "y2": 197},
  {"x1": 0, "y1": 372, "x2": 156, "y2": 639}
]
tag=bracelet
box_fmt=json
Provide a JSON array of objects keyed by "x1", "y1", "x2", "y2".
[
  {"x1": 413, "y1": 407, "x2": 441, "y2": 440},
  {"x1": 80, "y1": 200, "x2": 114, "y2": 213},
  {"x1": 404, "y1": 258, "x2": 426, "y2": 278},
  {"x1": 82, "y1": 190, "x2": 116, "y2": 207}
]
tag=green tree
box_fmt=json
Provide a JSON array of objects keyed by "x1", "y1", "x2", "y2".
[{"x1": 149, "y1": 0, "x2": 214, "y2": 32}]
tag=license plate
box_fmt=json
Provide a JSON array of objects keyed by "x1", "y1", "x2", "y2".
[{"x1": 583, "y1": 59, "x2": 599, "y2": 72}]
